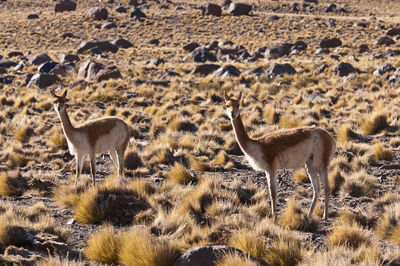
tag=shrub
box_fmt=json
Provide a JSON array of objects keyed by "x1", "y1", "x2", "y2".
[
  {"x1": 264, "y1": 238, "x2": 302, "y2": 266},
  {"x1": 360, "y1": 113, "x2": 388, "y2": 135},
  {"x1": 0, "y1": 172, "x2": 28, "y2": 196},
  {"x1": 14, "y1": 124, "x2": 34, "y2": 143},
  {"x1": 166, "y1": 162, "x2": 194, "y2": 185},
  {"x1": 49, "y1": 132, "x2": 67, "y2": 149},
  {"x1": 327, "y1": 223, "x2": 370, "y2": 249},
  {"x1": 229, "y1": 229, "x2": 267, "y2": 259},
  {"x1": 372, "y1": 142, "x2": 393, "y2": 161},
  {"x1": 279, "y1": 200, "x2": 318, "y2": 232},
  {"x1": 85, "y1": 225, "x2": 121, "y2": 264}
]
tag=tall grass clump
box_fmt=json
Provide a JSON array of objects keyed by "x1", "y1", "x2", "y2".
[
  {"x1": 360, "y1": 112, "x2": 388, "y2": 135},
  {"x1": 166, "y1": 162, "x2": 194, "y2": 185},
  {"x1": 85, "y1": 225, "x2": 121, "y2": 264}
]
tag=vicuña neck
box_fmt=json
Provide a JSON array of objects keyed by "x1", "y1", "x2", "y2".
[
  {"x1": 57, "y1": 109, "x2": 77, "y2": 140},
  {"x1": 231, "y1": 113, "x2": 252, "y2": 152}
]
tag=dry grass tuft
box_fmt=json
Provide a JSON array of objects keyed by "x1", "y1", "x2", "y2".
[
  {"x1": 49, "y1": 132, "x2": 67, "y2": 149},
  {"x1": 229, "y1": 229, "x2": 267, "y2": 259},
  {"x1": 360, "y1": 112, "x2": 388, "y2": 135},
  {"x1": 36, "y1": 255, "x2": 85, "y2": 266},
  {"x1": 217, "y1": 253, "x2": 259, "y2": 266},
  {"x1": 0, "y1": 172, "x2": 28, "y2": 196},
  {"x1": 118, "y1": 226, "x2": 181, "y2": 266},
  {"x1": 343, "y1": 170, "x2": 376, "y2": 197},
  {"x1": 166, "y1": 162, "x2": 195, "y2": 185},
  {"x1": 327, "y1": 222, "x2": 371, "y2": 249},
  {"x1": 279, "y1": 200, "x2": 318, "y2": 232},
  {"x1": 124, "y1": 149, "x2": 143, "y2": 170},
  {"x1": 169, "y1": 118, "x2": 197, "y2": 132},
  {"x1": 372, "y1": 142, "x2": 393, "y2": 161},
  {"x1": 0, "y1": 219, "x2": 28, "y2": 246},
  {"x1": 85, "y1": 225, "x2": 121, "y2": 264},
  {"x1": 337, "y1": 125, "x2": 360, "y2": 144},
  {"x1": 328, "y1": 166, "x2": 345, "y2": 194},
  {"x1": 129, "y1": 179, "x2": 156, "y2": 198},
  {"x1": 265, "y1": 238, "x2": 302, "y2": 266},
  {"x1": 188, "y1": 155, "x2": 211, "y2": 171},
  {"x1": 14, "y1": 124, "x2": 34, "y2": 143},
  {"x1": 374, "y1": 203, "x2": 400, "y2": 244},
  {"x1": 293, "y1": 169, "x2": 310, "y2": 183}
]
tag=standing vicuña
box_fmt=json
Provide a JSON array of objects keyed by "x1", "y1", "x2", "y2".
[
  {"x1": 224, "y1": 91, "x2": 336, "y2": 221},
  {"x1": 51, "y1": 90, "x2": 130, "y2": 185}
]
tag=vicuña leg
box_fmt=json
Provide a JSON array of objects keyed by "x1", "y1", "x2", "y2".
[
  {"x1": 89, "y1": 152, "x2": 96, "y2": 186},
  {"x1": 75, "y1": 154, "x2": 83, "y2": 186},
  {"x1": 266, "y1": 171, "x2": 277, "y2": 221},
  {"x1": 305, "y1": 159, "x2": 320, "y2": 218},
  {"x1": 317, "y1": 167, "x2": 330, "y2": 220},
  {"x1": 116, "y1": 147, "x2": 125, "y2": 178},
  {"x1": 109, "y1": 150, "x2": 119, "y2": 175}
]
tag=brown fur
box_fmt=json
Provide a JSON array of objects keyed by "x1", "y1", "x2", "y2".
[
  {"x1": 319, "y1": 129, "x2": 335, "y2": 168},
  {"x1": 78, "y1": 118, "x2": 118, "y2": 149}
]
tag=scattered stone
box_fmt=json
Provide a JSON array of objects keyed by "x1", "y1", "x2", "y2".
[
  {"x1": 190, "y1": 47, "x2": 217, "y2": 63},
  {"x1": 304, "y1": 0, "x2": 318, "y2": 3},
  {"x1": 60, "y1": 53, "x2": 80, "y2": 64},
  {"x1": 245, "y1": 66, "x2": 264, "y2": 76},
  {"x1": 201, "y1": 3, "x2": 222, "y2": 16},
  {"x1": 131, "y1": 7, "x2": 146, "y2": 20},
  {"x1": 212, "y1": 65, "x2": 241, "y2": 78},
  {"x1": 77, "y1": 60, "x2": 122, "y2": 82},
  {"x1": 0, "y1": 76, "x2": 14, "y2": 84},
  {"x1": 161, "y1": 71, "x2": 181, "y2": 79},
  {"x1": 387, "y1": 28, "x2": 400, "y2": 36},
  {"x1": 55, "y1": 0, "x2": 77, "y2": 12},
  {"x1": 317, "y1": 64, "x2": 328, "y2": 73},
  {"x1": 144, "y1": 38, "x2": 160, "y2": 46},
  {"x1": 191, "y1": 64, "x2": 220, "y2": 75},
  {"x1": 58, "y1": 32, "x2": 76, "y2": 38},
  {"x1": 374, "y1": 63, "x2": 395, "y2": 75},
  {"x1": 49, "y1": 64, "x2": 73, "y2": 76},
  {"x1": 266, "y1": 63, "x2": 296, "y2": 76},
  {"x1": 292, "y1": 40, "x2": 307, "y2": 51},
  {"x1": 38, "y1": 61, "x2": 59, "y2": 73},
  {"x1": 358, "y1": 44, "x2": 369, "y2": 53},
  {"x1": 28, "y1": 73, "x2": 60, "y2": 88},
  {"x1": 87, "y1": 7, "x2": 108, "y2": 20},
  {"x1": 320, "y1": 37, "x2": 342, "y2": 48},
  {"x1": 376, "y1": 36, "x2": 395, "y2": 46},
  {"x1": 29, "y1": 54, "x2": 52, "y2": 65},
  {"x1": 335, "y1": 62, "x2": 356, "y2": 76},
  {"x1": 77, "y1": 40, "x2": 118, "y2": 54},
  {"x1": 269, "y1": 15, "x2": 279, "y2": 20},
  {"x1": 112, "y1": 38, "x2": 133, "y2": 48},
  {"x1": 324, "y1": 3, "x2": 336, "y2": 12},
  {"x1": 173, "y1": 245, "x2": 268, "y2": 266},
  {"x1": 102, "y1": 22, "x2": 117, "y2": 29},
  {"x1": 147, "y1": 58, "x2": 164, "y2": 66},
  {"x1": 205, "y1": 41, "x2": 219, "y2": 51},
  {"x1": 354, "y1": 21, "x2": 368, "y2": 28},
  {"x1": 222, "y1": 0, "x2": 232, "y2": 9},
  {"x1": 0, "y1": 59, "x2": 18, "y2": 68},
  {"x1": 8, "y1": 51, "x2": 24, "y2": 58},
  {"x1": 227, "y1": 3, "x2": 251, "y2": 16},
  {"x1": 115, "y1": 5, "x2": 127, "y2": 13},
  {"x1": 27, "y1": 13, "x2": 39, "y2": 19},
  {"x1": 129, "y1": 0, "x2": 139, "y2": 5},
  {"x1": 0, "y1": 68, "x2": 6, "y2": 74},
  {"x1": 183, "y1": 42, "x2": 200, "y2": 52},
  {"x1": 265, "y1": 43, "x2": 293, "y2": 59},
  {"x1": 14, "y1": 61, "x2": 25, "y2": 71}
]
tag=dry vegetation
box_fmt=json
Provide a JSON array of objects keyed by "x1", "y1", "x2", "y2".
[{"x1": 1, "y1": 0, "x2": 400, "y2": 264}]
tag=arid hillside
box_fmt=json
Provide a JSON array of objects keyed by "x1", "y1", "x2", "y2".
[{"x1": 1, "y1": 0, "x2": 400, "y2": 265}]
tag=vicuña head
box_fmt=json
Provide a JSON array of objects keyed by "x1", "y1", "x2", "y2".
[
  {"x1": 224, "y1": 91, "x2": 336, "y2": 221},
  {"x1": 51, "y1": 89, "x2": 130, "y2": 186}
]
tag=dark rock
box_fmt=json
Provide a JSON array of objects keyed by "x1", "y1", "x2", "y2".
[
  {"x1": 324, "y1": 3, "x2": 336, "y2": 12},
  {"x1": 266, "y1": 63, "x2": 296, "y2": 76},
  {"x1": 131, "y1": 7, "x2": 146, "y2": 20},
  {"x1": 60, "y1": 53, "x2": 80, "y2": 64},
  {"x1": 191, "y1": 64, "x2": 220, "y2": 75},
  {"x1": 0, "y1": 60, "x2": 18, "y2": 68},
  {"x1": 161, "y1": 71, "x2": 180, "y2": 79},
  {"x1": 102, "y1": 22, "x2": 117, "y2": 29},
  {"x1": 205, "y1": 41, "x2": 219, "y2": 51},
  {"x1": 144, "y1": 38, "x2": 160, "y2": 46},
  {"x1": 148, "y1": 58, "x2": 164, "y2": 66},
  {"x1": 201, "y1": 3, "x2": 222, "y2": 16},
  {"x1": 335, "y1": 62, "x2": 356, "y2": 76},
  {"x1": 58, "y1": 32, "x2": 75, "y2": 38},
  {"x1": 77, "y1": 60, "x2": 121, "y2": 82},
  {"x1": 269, "y1": 15, "x2": 279, "y2": 20},
  {"x1": 212, "y1": 65, "x2": 241, "y2": 78},
  {"x1": 27, "y1": 14, "x2": 39, "y2": 19},
  {"x1": 129, "y1": 0, "x2": 139, "y2": 5},
  {"x1": 87, "y1": 7, "x2": 108, "y2": 20},
  {"x1": 55, "y1": 0, "x2": 77, "y2": 12},
  {"x1": 49, "y1": 64, "x2": 73, "y2": 76},
  {"x1": 266, "y1": 43, "x2": 293, "y2": 58},
  {"x1": 190, "y1": 47, "x2": 217, "y2": 63},
  {"x1": 227, "y1": 3, "x2": 251, "y2": 16},
  {"x1": 38, "y1": 61, "x2": 59, "y2": 73},
  {"x1": 77, "y1": 40, "x2": 118, "y2": 54},
  {"x1": 317, "y1": 64, "x2": 328, "y2": 73},
  {"x1": 320, "y1": 37, "x2": 342, "y2": 48},
  {"x1": 374, "y1": 63, "x2": 395, "y2": 75},
  {"x1": 292, "y1": 40, "x2": 307, "y2": 51},
  {"x1": 183, "y1": 42, "x2": 200, "y2": 52},
  {"x1": 173, "y1": 245, "x2": 268, "y2": 266},
  {"x1": 0, "y1": 76, "x2": 14, "y2": 84},
  {"x1": 376, "y1": 36, "x2": 395, "y2": 46},
  {"x1": 14, "y1": 61, "x2": 25, "y2": 71},
  {"x1": 354, "y1": 21, "x2": 368, "y2": 28},
  {"x1": 7, "y1": 51, "x2": 24, "y2": 58},
  {"x1": 115, "y1": 5, "x2": 127, "y2": 13},
  {"x1": 112, "y1": 38, "x2": 133, "y2": 48},
  {"x1": 0, "y1": 68, "x2": 6, "y2": 74},
  {"x1": 304, "y1": 0, "x2": 318, "y2": 3},
  {"x1": 387, "y1": 28, "x2": 400, "y2": 36},
  {"x1": 29, "y1": 54, "x2": 52, "y2": 65},
  {"x1": 358, "y1": 44, "x2": 369, "y2": 53},
  {"x1": 245, "y1": 66, "x2": 264, "y2": 75},
  {"x1": 222, "y1": 0, "x2": 232, "y2": 9},
  {"x1": 28, "y1": 73, "x2": 60, "y2": 88},
  {"x1": 315, "y1": 48, "x2": 330, "y2": 55}
]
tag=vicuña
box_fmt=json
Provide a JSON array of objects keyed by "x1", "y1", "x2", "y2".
[
  {"x1": 224, "y1": 91, "x2": 336, "y2": 221},
  {"x1": 51, "y1": 89, "x2": 130, "y2": 185}
]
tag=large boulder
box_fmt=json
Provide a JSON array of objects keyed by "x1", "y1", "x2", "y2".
[
  {"x1": 38, "y1": 61, "x2": 59, "y2": 73},
  {"x1": 173, "y1": 245, "x2": 268, "y2": 266},
  {"x1": 201, "y1": 3, "x2": 222, "y2": 16},
  {"x1": 376, "y1": 36, "x2": 395, "y2": 46},
  {"x1": 266, "y1": 63, "x2": 296, "y2": 76},
  {"x1": 112, "y1": 38, "x2": 133, "y2": 49},
  {"x1": 320, "y1": 37, "x2": 342, "y2": 48},
  {"x1": 190, "y1": 47, "x2": 217, "y2": 63},
  {"x1": 60, "y1": 53, "x2": 79, "y2": 64},
  {"x1": 212, "y1": 65, "x2": 241, "y2": 78},
  {"x1": 191, "y1": 64, "x2": 220, "y2": 75},
  {"x1": 131, "y1": 7, "x2": 146, "y2": 20},
  {"x1": 183, "y1": 42, "x2": 200, "y2": 52},
  {"x1": 76, "y1": 40, "x2": 118, "y2": 54},
  {"x1": 87, "y1": 7, "x2": 108, "y2": 20},
  {"x1": 387, "y1": 28, "x2": 400, "y2": 36},
  {"x1": 28, "y1": 73, "x2": 60, "y2": 88},
  {"x1": 373, "y1": 63, "x2": 395, "y2": 75},
  {"x1": 0, "y1": 60, "x2": 18, "y2": 68},
  {"x1": 335, "y1": 62, "x2": 356, "y2": 76},
  {"x1": 265, "y1": 43, "x2": 293, "y2": 59},
  {"x1": 227, "y1": 3, "x2": 252, "y2": 16},
  {"x1": 55, "y1": 0, "x2": 77, "y2": 12},
  {"x1": 77, "y1": 60, "x2": 122, "y2": 82},
  {"x1": 29, "y1": 54, "x2": 52, "y2": 65}
]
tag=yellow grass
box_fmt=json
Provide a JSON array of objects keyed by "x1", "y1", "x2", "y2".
[{"x1": 85, "y1": 225, "x2": 121, "y2": 264}]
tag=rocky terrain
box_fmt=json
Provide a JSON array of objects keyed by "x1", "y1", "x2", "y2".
[{"x1": 1, "y1": 0, "x2": 400, "y2": 265}]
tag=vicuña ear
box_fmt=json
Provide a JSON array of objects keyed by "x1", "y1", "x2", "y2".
[
  {"x1": 223, "y1": 90, "x2": 229, "y2": 101},
  {"x1": 62, "y1": 89, "x2": 67, "y2": 99},
  {"x1": 237, "y1": 92, "x2": 242, "y2": 103},
  {"x1": 50, "y1": 90, "x2": 57, "y2": 98}
]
